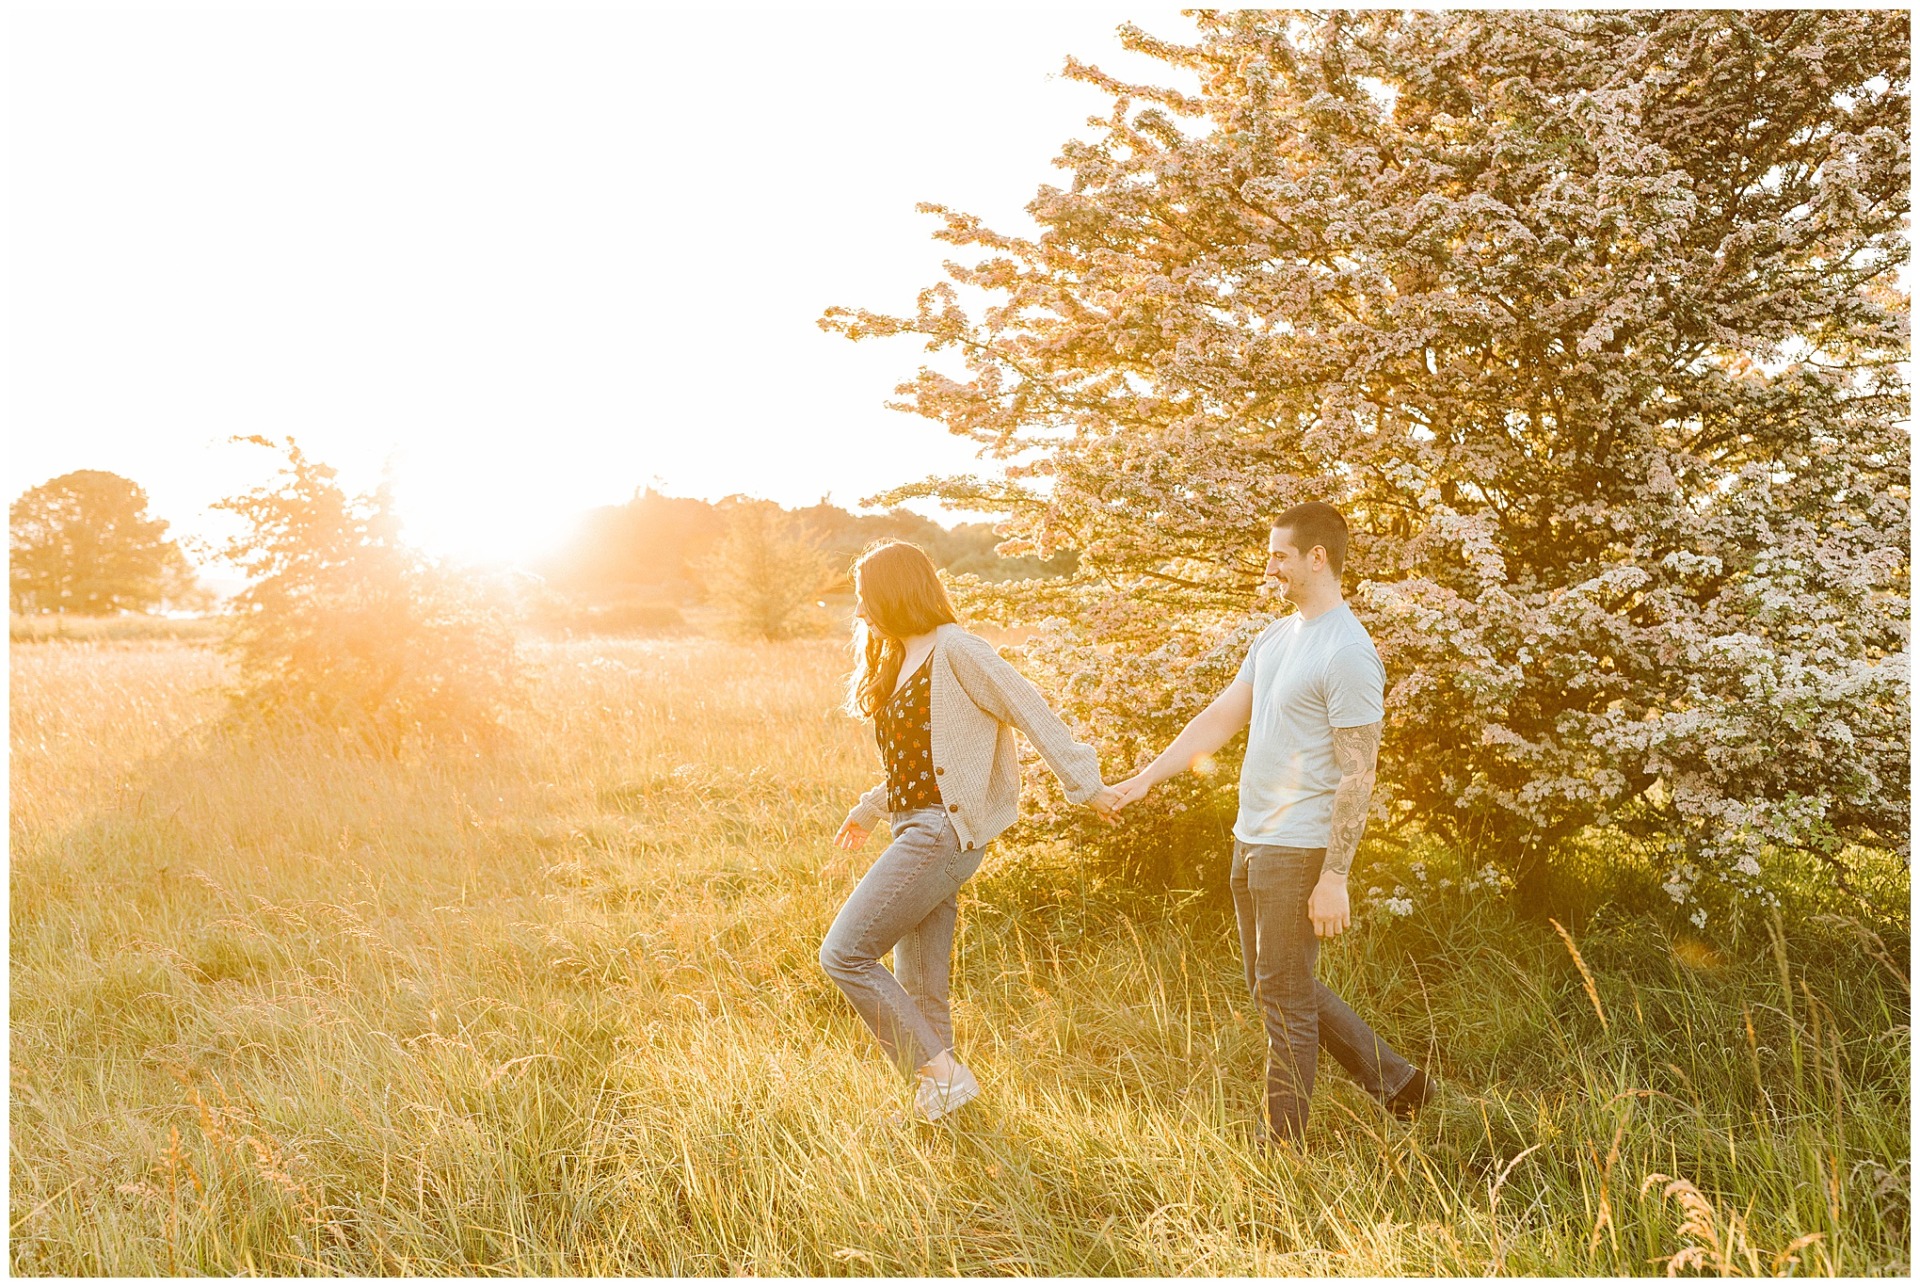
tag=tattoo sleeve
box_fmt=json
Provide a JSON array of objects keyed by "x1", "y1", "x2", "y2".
[{"x1": 1324, "y1": 721, "x2": 1382, "y2": 878}]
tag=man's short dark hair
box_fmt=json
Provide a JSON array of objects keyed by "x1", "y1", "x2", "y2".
[{"x1": 1272, "y1": 501, "x2": 1349, "y2": 577}]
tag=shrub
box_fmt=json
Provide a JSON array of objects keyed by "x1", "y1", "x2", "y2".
[
  {"x1": 212, "y1": 437, "x2": 523, "y2": 749},
  {"x1": 699, "y1": 501, "x2": 833, "y2": 641}
]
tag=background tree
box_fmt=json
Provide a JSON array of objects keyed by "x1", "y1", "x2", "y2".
[
  {"x1": 10, "y1": 470, "x2": 194, "y2": 614},
  {"x1": 543, "y1": 488, "x2": 728, "y2": 597},
  {"x1": 825, "y1": 10, "x2": 1910, "y2": 917},
  {"x1": 539, "y1": 487, "x2": 1077, "y2": 606},
  {"x1": 214, "y1": 437, "x2": 523, "y2": 748},
  {"x1": 788, "y1": 503, "x2": 1078, "y2": 587},
  {"x1": 699, "y1": 500, "x2": 833, "y2": 640}
]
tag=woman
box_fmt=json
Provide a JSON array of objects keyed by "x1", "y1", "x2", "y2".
[{"x1": 822, "y1": 539, "x2": 1118, "y2": 1122}]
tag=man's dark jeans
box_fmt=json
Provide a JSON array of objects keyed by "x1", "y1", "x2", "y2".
[{"x1": 1231, "y1": 840, "x2": 1418, "y2": 1142}]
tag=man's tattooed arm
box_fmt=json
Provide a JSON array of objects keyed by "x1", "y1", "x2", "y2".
[{"x1": 1324, "y1": 721, "x2": 1382, "y2": 879}]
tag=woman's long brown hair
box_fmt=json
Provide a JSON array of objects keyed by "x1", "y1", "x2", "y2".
[{"x1": 845, "y1": 540, "x2": 961, "y2": 719}]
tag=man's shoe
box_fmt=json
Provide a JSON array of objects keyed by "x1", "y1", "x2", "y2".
[
  {"x1": 1387, "y1": 1067, "x2": 1436, "y2": 1121},
  {"x1": 914, "y1": 1062, "x2": 980, "y2": 1122}
]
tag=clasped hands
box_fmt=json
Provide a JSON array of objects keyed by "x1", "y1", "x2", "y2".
[{"x1": 1086, "y1": 773, "x2": 1154, "y2": 825}]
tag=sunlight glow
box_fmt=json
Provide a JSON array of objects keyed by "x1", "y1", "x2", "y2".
[{"x1": 8, "y1": 8, "x2": 1194, "y2": 572}]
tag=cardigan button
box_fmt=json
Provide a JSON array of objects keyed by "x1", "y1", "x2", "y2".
[
  {"x1": 935, "y1": 766, "x2": 945, "y2": 775},
  {"x1": 948, "y1": 804, "x2": 960, "y2": 813}
]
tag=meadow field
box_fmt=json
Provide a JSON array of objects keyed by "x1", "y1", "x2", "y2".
[{"x1": 9, "y1": 633, "x2": 1911, "y2": 1275}]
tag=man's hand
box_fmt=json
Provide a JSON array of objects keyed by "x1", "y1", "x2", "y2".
[
  {"x1": 1087, "y1": 785, "x2": 1124, "y2": 825},
  {"x1": 834, "y1": 818, "x2": 871, "y2": 851},
  {"x1": 1308, "y1": 873, "x2": 1351, "y2": 938},
  {"x1": 1107, "y1": 774, "x2": 1155, "y2": 812}
]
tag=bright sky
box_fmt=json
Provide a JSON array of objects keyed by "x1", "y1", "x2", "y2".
[{"x1": 9, "y1": 4, "x2": 1193, "y2": 567}]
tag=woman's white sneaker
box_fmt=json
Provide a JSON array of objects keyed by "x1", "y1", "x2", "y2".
[{"x1": 914, "y1": 1063, "x2": 980, "y2": 1122}]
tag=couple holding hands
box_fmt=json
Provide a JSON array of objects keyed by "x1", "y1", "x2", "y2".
[{"x1": 822, "y1": 501, "x2": 1434, "y2": 1142}]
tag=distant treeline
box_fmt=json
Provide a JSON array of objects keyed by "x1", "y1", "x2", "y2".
[{"x1": 538, "y1": 490, "x2": 1074, "y2": 601}]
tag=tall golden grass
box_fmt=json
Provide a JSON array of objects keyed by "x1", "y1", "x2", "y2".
[
  {"x1": 10, "y1": 613, "x2": 225, "y2": 645},
  {"x1": 10, "y1": 636, "x2": 1910, "y2": 1274}
]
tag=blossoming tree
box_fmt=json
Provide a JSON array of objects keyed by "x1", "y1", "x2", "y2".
[{"x1": 824, "y1": 10, "x2": 1909, "y2": 914}]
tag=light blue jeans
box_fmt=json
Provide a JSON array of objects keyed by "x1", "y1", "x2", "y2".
[
  {"x1": 820, "y1": 808, "x2": 986, "y2": 1076},
  {"x1": 1232, "y1": 841, "x2": 1418, "y2": 1142}
]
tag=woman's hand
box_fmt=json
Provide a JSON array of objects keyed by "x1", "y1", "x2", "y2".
[
  {"x1": 834, "y1": 818, "x2": 871, "y2": 851},
  {"x1": 1088, "y1": 785, "x2": 1124, "y2": 825}
]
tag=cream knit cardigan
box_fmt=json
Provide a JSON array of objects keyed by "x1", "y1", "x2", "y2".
[{"x1": 844, "y1": 623, "x2": 1105, "y2": 851}]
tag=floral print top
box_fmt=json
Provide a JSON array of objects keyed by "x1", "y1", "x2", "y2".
[{"x1": 877, "y1": 652, "x2": 943, "y2": 813}]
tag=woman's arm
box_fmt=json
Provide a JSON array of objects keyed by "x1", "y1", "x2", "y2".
[
  {"x1": 945, "y1": 634, "x2": 1106, "y2": 805},
  {"x1": 837, "y1": 782, "x2": 889, "y2": 850}
]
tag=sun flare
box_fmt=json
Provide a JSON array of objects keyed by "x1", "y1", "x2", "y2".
[{"x1": 392, "y1": 478, "x2": 595, "y2": 568}]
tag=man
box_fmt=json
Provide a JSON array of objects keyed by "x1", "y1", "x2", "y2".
[{"x1": 1108, "y1": 501, "x2": 1433, "y2": 1145}]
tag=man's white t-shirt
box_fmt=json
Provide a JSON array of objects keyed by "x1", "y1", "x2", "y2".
[{"x1": 1233, "y1": 602, "x2": 1386, "y2": 848}]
